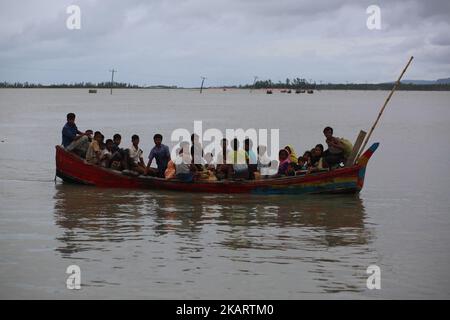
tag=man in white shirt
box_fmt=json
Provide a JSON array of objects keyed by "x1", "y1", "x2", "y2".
[{"x1": 128, "y1": 134, "x2": 146, "y2": 174}]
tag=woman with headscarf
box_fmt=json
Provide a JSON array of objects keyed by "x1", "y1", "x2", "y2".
[{"x1": 284, "y1": 145, "x2": 298, "y2": 165}]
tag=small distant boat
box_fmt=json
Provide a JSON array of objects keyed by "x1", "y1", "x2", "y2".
[
  {"x1": 295, "y1": 89, "x2": 301, "y2": 94},
  {"x1": 280, "y1": 89, "x2": 287, "y2": 93},
  {"x1": 287, "y1": 90, "x2": 292, "y2": 94},
  {"x1": 88, "y1": 89, "x2": 97, "y2": 94},
  {"x1": 307, "y1": 89, "x2": 314, "y2": 94},
  {"x1": 266, "y1": 90, "x2": 273, "y2": 94}
]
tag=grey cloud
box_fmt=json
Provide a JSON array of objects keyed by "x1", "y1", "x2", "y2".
[
  {"x1": 428, "y1": 30, "x2": 450, "y2": 46},
  {"x1": 0, "y1": 0, "x2": 449, "y2": 85}
]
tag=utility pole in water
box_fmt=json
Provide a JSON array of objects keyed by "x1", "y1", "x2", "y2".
[
  {"x1": 109, "y1": 69, "x2": 117, "y2": 95},
  {"x1": 200, "y1": 76, "x2": 206, "y2": 94},
  {"x1": 250, "y1": 76, "x2": 258, "y2": 92}
]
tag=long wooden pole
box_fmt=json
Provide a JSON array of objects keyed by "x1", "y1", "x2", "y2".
[
  {"x1": 109, "y1": 69, "x2": 117, "y2": 95},
  {"x1": 200, "y1": 76, "x2": 206, "y2": 94},
  {"x1": 356, "y1": 56, "x2": 414, "y2": 161}
]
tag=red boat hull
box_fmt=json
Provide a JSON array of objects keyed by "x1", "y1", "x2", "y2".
[{"x1": 55, "y1": 143, "x2": 379, "y2": 194}]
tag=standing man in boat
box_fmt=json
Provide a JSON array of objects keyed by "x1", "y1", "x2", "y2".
[
  {"x1": 190, "y1": 133, "x2": 204, "y2": 169},
  {"x1": 323, "y1": 126, "x2": 346, "y2": 168},
  {"x1": 62, "y1": 113, "x2": 90, "y2": 157},
  {"x1": 146, "y1": 134, "x2": 171, "y2": 178}
]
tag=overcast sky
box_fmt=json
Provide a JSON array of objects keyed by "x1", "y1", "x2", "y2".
[{"x1": 1, "y1": 0, "x2": 449, "y2": 86}]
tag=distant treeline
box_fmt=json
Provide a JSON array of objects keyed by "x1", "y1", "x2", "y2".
[
  {"x1": 2, "y1": 80, "x2": 450, "y2": 91},
  {"x1": 239, "y1": 78, "x2": 450, "y2": 91},
  {"x1": 0, "y1": 81, "x2": 176, "y2": 89},
  {"x1": 241, "y1": 78, "x2": 315, "y2": 90}
]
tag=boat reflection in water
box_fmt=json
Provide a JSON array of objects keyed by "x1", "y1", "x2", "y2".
[
  {"x1": 53, "y1": 183, "x2": 375, "y2": 295},
  {"x1": 54, "y1": 184, "x2": 370, "y2": 248}
]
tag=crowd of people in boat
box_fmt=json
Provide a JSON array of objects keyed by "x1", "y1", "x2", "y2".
[{"x1": 62, "y1": 113, "x2": 353, "y2": 182}]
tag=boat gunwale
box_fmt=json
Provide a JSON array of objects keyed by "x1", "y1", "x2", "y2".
[{"x1": 55, "y1": 145, "x2": 364, "y2": 187}]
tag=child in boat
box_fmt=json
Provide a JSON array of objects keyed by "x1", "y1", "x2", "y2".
[
  {"x1": 100, "y1": 139, "x2": 114, "y2": 168},
  {"x1": 302, "y1": 151, "x2": 312, "y2": 168},
  {"x1": 257, "y1": 146, "x2": 279, "y2": 178},
  {"x1": 175, "y1": 142, "x2": 197, "y2": 182},
  {"x1": 101, "y1": 139, "x2": 114, "y2": 168},
  {"x1": 200, "y1": 152, "x2": 217, "y2": 181},
  {"x1": 276, "y1": 149, "x2": 291, "y2": 176},
  {"x1": 308, "y1": 145, "x2": 327, "y2": 173},
  {"x1": 109, "y1": 133, "x2": 129, "y2": 171},
  {"x1": 112, "y1": 133, "x2": 121, "y2": 152},
  {"x1": 227, "y1": 138, "x2": 249, "y2": 179},
  {"x1": 86, "y1": 131, "x2": 103, "y2": 165},
  {"x1": 286, "y1": 162, "x2": 296, "y2": 176},
  {"x1": 295, "y1": 156, "x2": 308, "y2": 171},
  {"x1": 284, "y1": 145, "x2": 298, "y2": 165},
  {"x1": 128, "y1": 134, "x2": 146, "y2": 175},
  {"x1": 310, "y1": 144, "x2": 324, "y2": 167}
]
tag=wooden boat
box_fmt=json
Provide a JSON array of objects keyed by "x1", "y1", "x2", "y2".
[
  {"x1": 88, "y1": 89, "x2": 97, "y2": 94},
  {"x1": 266, "y1": 90, "x2": 273, "y2": 94},
  {"x1": 307, "y1": 89, "x2": 314, "y2": 94},
  {"x1": 55, "y1": 143, "x2": 379, "y2": 194}
]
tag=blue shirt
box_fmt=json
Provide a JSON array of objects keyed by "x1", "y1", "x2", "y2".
[
  {"x1": 246, "y1": 150, "x2": 257, "y2": 165},
  {"x1": 148, "y1": 144, "x2": 171, "y2": 173},
  {"x1": 62, "y1": 122, "x2": 78, "y2": 147}
]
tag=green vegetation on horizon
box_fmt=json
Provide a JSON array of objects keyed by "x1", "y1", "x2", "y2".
[
  {"x1": 1, "y1": 80, "x2": 450, "y2": 91},
  {"x1": 0, "y1": 81, "x2": 177, "y2": 89},
  {"x1": 239, "y1": 78, "x2": 450, "y2": 91}
]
